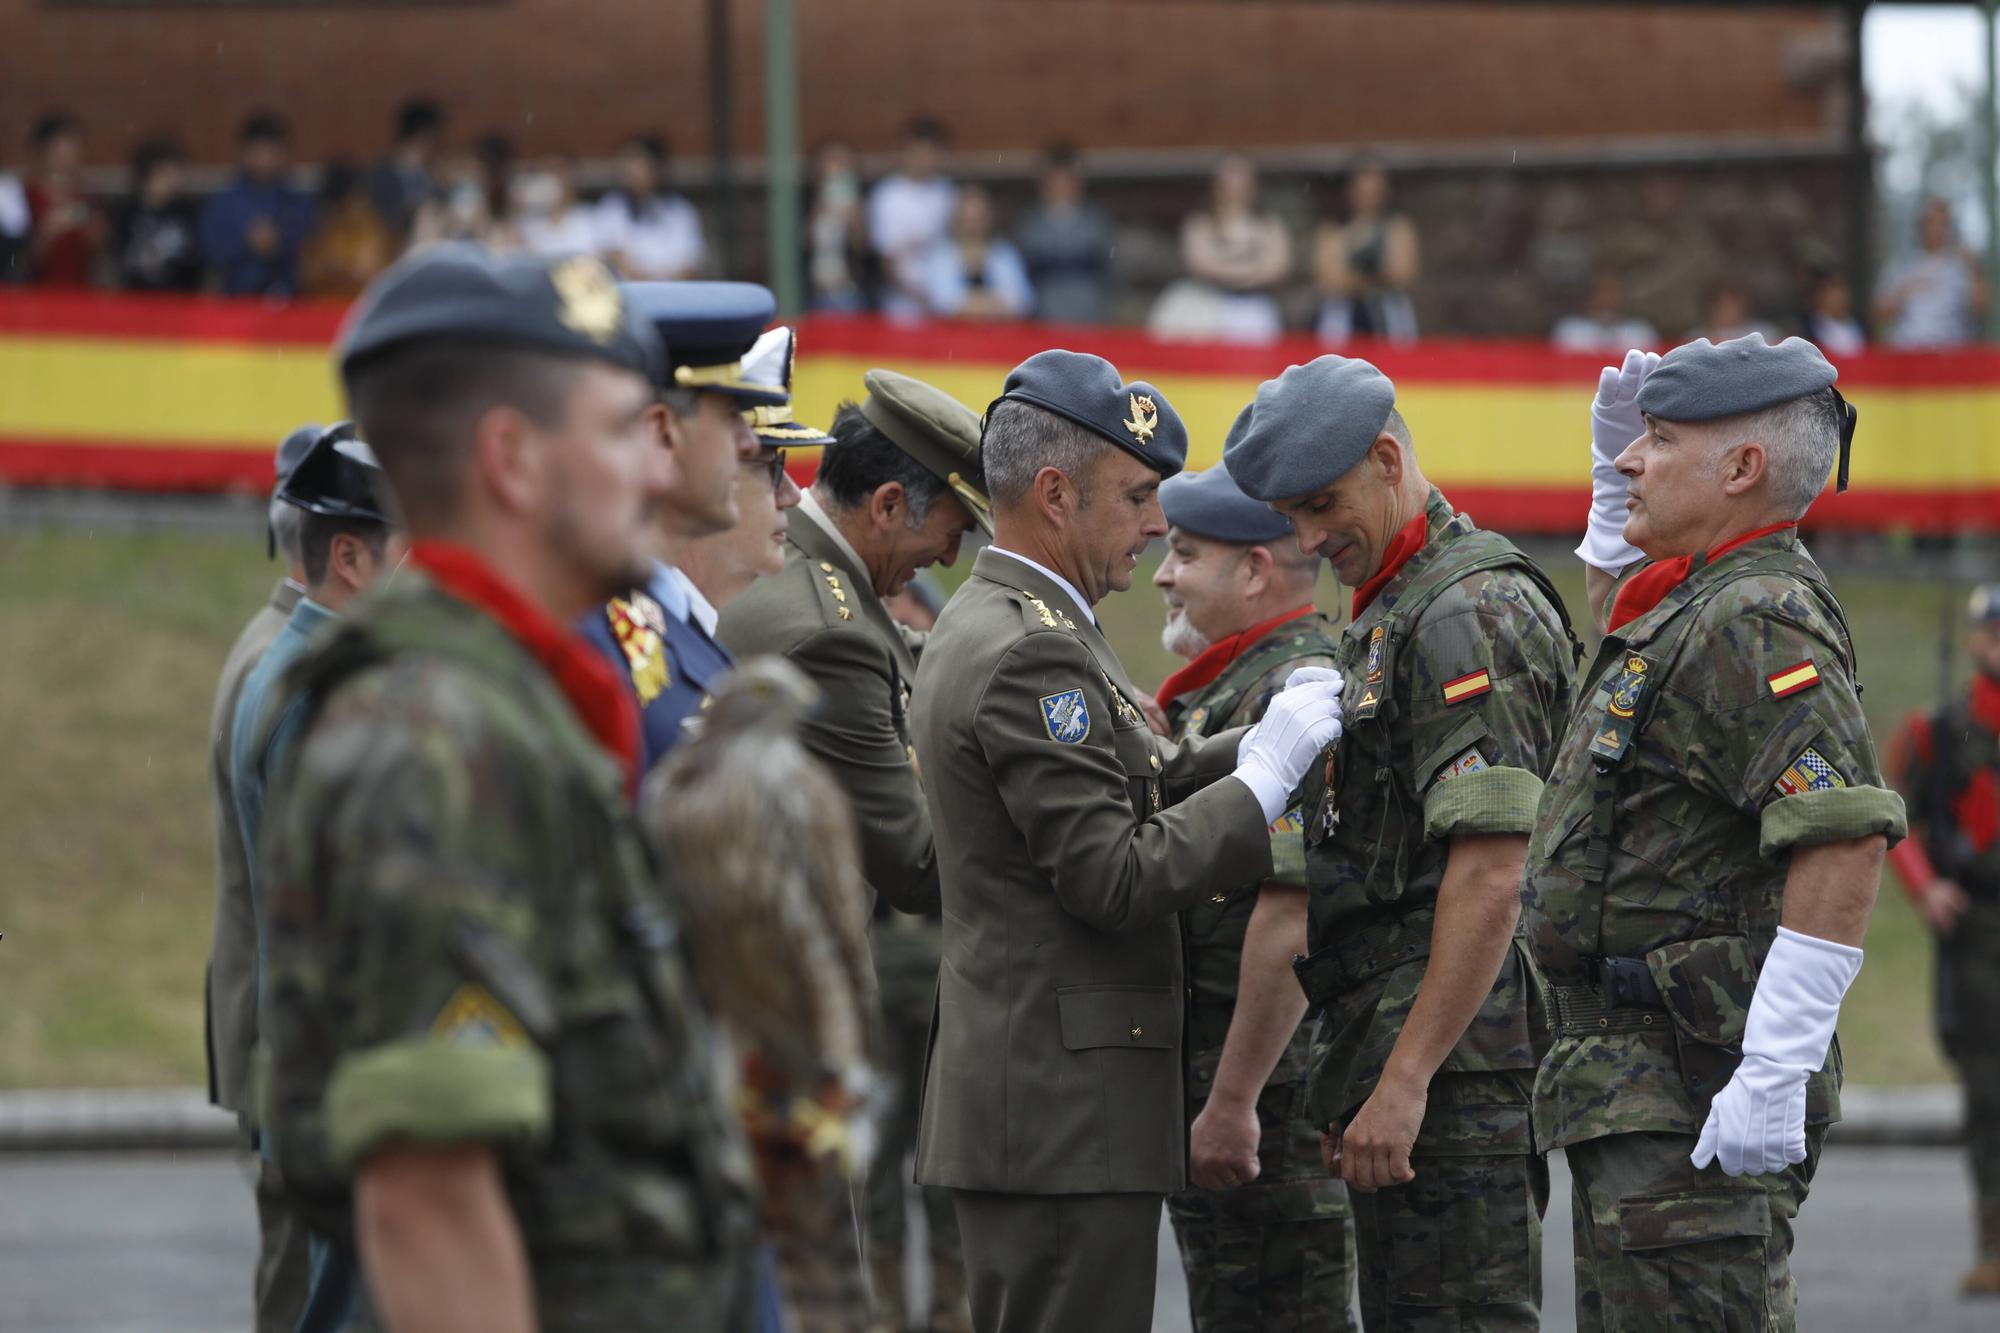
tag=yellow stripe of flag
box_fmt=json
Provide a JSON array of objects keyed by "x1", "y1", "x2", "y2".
[
  {"x1": 1767, "y1": 662, "x2": 1821, "y2": 696},
  {"x1": 1441, "y1": 670, "x2": 1492, "y2": 704}
]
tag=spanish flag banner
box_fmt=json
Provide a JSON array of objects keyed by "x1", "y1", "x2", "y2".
[{"x1": 3, "y1": 290, "x2": 1996, "y2": 534}]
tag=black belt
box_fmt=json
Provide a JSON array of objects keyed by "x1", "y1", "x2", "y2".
[{"x1": 1552, "y1": 956, "x2": 1667, "y2": 1036}]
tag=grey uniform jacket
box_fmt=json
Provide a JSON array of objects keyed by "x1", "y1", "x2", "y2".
[{"x1": 911, "y1": 548, "x2": 1276, "y2": 1196}]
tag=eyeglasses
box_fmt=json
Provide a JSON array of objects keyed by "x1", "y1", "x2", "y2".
[{"x1": 750, "y1": 449, "x2": 787, "y2": 493}]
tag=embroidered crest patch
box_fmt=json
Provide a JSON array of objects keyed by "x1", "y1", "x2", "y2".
[
  {"x1": 1040, "y1": 688, "x2": 1091, "y2": 743},
  {"x1": 1767, "y1": 660, "x2": 1822, "y2": 699},
  {"x1": 1441, "y1": 670, "x2": 1491, "y2": 705},
  {"x1": 1269, "y1": 807, "x2": 1306, "y2": 836},
  {"x1": 430, "y1": 983, "x2": 529, "y2": 1049},
  {"x1": 1366, "y1": 625, "x2": 1386, "y2": 683},
  {"x1": 1772, "y1": 747, "x2": 1846, "y2": 797},
  {"x1": 1185, "y1": 705, "x2": 1210, "y2": 733},
  {"x1": 1608, "y1": 655, "x2": 1649, "y2": 719},
  {"x1": 1437, "y1": 746, "x2": 1490, "y2": 782}
]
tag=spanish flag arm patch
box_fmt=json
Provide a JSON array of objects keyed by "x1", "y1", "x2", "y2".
[
  {"x1": 1440, "y1": 669, "x2": 1492, "y2": 705},
  {"x1": 1767, "y1": 660, "x2": 1822, "y2": 699}
]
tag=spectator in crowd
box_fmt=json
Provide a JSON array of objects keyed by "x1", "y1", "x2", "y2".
[
  {"x1": 1550, "y1": 270, "x2": 1658, "y2": 354},
  {"x1": 407, "y1": 135, "x2": 513, "y2": 251},
  {"x1": 366, "y1": 96, "x2": 445, "y2": 240},
  {"x1": 1152, "y1": 152, "x2": 1291, "y2": 343},
  {"x1": 1314, "y1": 155, "x2": 1420, "y2": 344},
  {"x1": 0, "y1": 140, "x2": 27, "y2": 282},
  {"x1": 1876, "y1": 197, "x2": 1988, "y2": 349},
  {"x1": 111, "y1": 137, "x2": 202, "y2": 293},
  {"x1": 1685, "y1": 276, "x2": 1779, "y2": 344},
  {"x1": 594, "y1": 133, "x2": 706, "y2": 280},
  {"x1": 300, "y1": 160, "x2": 393, "y2": 299},
  {"x1": 25, "y1": 113, "x2": 103, "y2": 287},
  {"x1": 921, "y1": 183, "x2": 1033, "y2": 321},
  {"x1": 1801, "y1": 266, "x2": 1866, "y2": 357},
  {"x1": 1015, "y1": 143, "x2": 1114, "y2": 325},
  {"x1": 869, "y1": 116, "x2": 957, "y2": 319},
  {"x1": 513, "y1": 157, "x2": 598, "y2": 258},
  {"x1": 805, "y1": 139, "x2": 871, "y2": 312},
  {"x1": 200, "y1": 112, "x2": 313, "y2": 297}
]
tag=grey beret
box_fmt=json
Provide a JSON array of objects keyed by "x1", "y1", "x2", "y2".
[
  {"x1": 1222, "y1": 355, "x2": 1398, "y2": 502},
  {"x1": 990, "y1": 349, "x2": 1188, "y2": 477},
  {"x1": 1159, "y1": 464, "x2": 1291, "y2": 545},
  {"x1": 1636, "y1": 333, "x2": 1837, "y2": 423}
]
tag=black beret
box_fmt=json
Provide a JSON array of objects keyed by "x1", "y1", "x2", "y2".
[
  {"x1": 276, "y1": 423, "x2": 393, "y2": 525},
  {"x1": 1223, "y1": 355, "x2": 1397, "y2": 502},
  {"x1": 338, "y1": 244, "x2": 661, "y2": 382},
  {"x1": 989, "y1": 349, "x2": 1187, "y2": 477},
  {"x1": 1159, "y1": 464, "x2": 1291, "y2": 544},
  {"x1": 623, "y1": 280, "x2": 783, "y2": 405},
  {"x1": 1636, "y1": 333, "x2": 1838, "y2": 423}
]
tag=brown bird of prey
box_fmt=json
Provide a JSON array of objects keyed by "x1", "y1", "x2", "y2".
[{"x1": 641, "y1": 657, "x2": 877, "y2": 1170}]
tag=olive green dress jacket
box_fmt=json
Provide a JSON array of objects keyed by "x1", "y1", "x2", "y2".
[{"x1": 911, "y1": 547, "x2": 1276, "y2": 1196}]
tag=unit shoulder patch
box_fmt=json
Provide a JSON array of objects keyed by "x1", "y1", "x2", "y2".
[
  {"x1": 430, "y1": 982, "x2": 530, "y2": 1049},
  {"x1": 1772, "y1": 746, "x2": 1846, "y2": 797},
  {"x1": 1040, "y1": 687, "x2": 1091, "y2": 744},
  {"x1": 1436, "y1": 746, "x2": 1491, "y2": 783}
]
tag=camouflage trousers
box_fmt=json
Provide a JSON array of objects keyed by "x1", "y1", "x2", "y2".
[
  {"x1": 1939, "y1": 902, "x2": 2000, "y2": 1209},
  {"x1": 1347, "y1": 1150, "x2": 1547, "y2": 1332},
  {"x1": 1166, "y1": 1084, "x2": 1356, "y2": 1332},
  {"x1": 1564, "y1": 1128, "x2": 1824, "y2": 1332}
]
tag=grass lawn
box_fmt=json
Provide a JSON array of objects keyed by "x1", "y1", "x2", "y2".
[{"x1": 0, "y1": 524, "x2": 1962, "y2": 1089}]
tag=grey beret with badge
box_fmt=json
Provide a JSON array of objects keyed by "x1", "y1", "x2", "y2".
[
  {"x1": 1637, "y1": 332, "x2": 1859, "y2": 491},
  {"x1": 987, "y1": 349, "x2": 1188, "y2": 478},
  {"x1": 1159, "y1": 464, "x2": 1292, "y2": 545},
  {"x1": 338, "y1": 243, "x2": 661, "y2": 383},
  {"x1": 1222, "y1": 353, "x2": 1398, "y2": 502},
  {"x1": 862, "y1": 367, "x2": 993, "y2": 534}
]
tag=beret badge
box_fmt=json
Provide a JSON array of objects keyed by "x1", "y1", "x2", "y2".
[
  {"x1": 1123, "y1": 393, "x2": 1158, "y2": 444},
  {"x1": 552, "y1": 255, "x2": 623, "y2": 344}
]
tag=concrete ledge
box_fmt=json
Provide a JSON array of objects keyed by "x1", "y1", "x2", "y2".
[
  {"x1": 0, "y1": 1083, "x2": 1969, "y2": 1153},
  {"x1": 0, "y1": 1089, "x2": 240, "y2": 1153}
]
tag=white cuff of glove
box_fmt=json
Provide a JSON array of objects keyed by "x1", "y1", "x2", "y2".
[
  {"x1": 1575, "y1": 456, "x2": 1645, "y2": 575},
  {"x1": 1231, "y1": 749, "x2": 1294, "y2": 827},
  {"x1": 1691, "y1": 926, "x2": 1864, "y2": 1177}
]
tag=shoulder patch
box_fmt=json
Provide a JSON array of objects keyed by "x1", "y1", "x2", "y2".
[
  {"x1": 1040, "y1": 687, "x2": 1091, "y2": 743},
  {"x1": 1366, "y1": 625, "x2": 1386, "y2": 683},
  {"x1": 430, "y1": 982, "x2": 530, "y2": 1049},
  {"x1": 1437, "y1": 746, "x2": 1490, "y2": 782},
  {"x1": 1268, "y1": 806, "x2": 1306, "y2": 836},
  {"x1": 1767, "y1": 659, "x2": 1821, "y2": 699},
  {"x1": 1441, "y1": 669, "x2": 1492, "y2": 705},
  {"x1": 1773, "y1": 747, "x2": 1846, "y2": 797}
]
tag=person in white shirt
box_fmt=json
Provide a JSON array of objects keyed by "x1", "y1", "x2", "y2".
[
  {"x1": 1551, "y1": 271, "x2": 1659, "y2": 354},
  {"x1": 595, "y1": 134, "x2": 707, "y2": 281},
  {"x1": 509, "y1": 157, "x2": 597, "y2": 258},
  {"x1": 921, "y1": 184, "x2": 1033, "y2": 321},
  {"x1": 869, "y1": 117, "x2": 956, "y2": 320},
  {"x1": 1876, "y1": 197, "x2": 1988, "y2": 349}
]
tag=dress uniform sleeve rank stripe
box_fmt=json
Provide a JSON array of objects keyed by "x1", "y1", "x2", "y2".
[
  {"x1": 1440, "y1": 669, "x2": 1493, "y2": 705},
  {"x1": 1767, "y1": 659, "x2": 1822, "y2": 699}
]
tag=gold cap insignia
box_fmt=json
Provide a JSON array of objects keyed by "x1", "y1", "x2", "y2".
[
  {"x1": 1123, "y1": 393, "x2": 1158, "y2": 444},
  {"x1": 551, "y1": 255, "x2": 623, "y2": 344}
]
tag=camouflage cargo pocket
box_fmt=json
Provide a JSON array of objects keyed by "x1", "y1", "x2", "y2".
[
  {"x1": 1644, "y1": 935, "x2": 1755, "y2": 1105},
  {"x1": 1616, "y1": 1190, "x2": 1772, "y2": 1331},
  {"x1": 1381, "y1": 1154, "x2": 1539, "y2": 1307}
]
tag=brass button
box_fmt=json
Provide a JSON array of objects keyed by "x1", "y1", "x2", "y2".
[
  {"x1": 1129, "y1": 1025, "x2": 1144, "y2": 1040},
  {"x1": 819, "y1": 561, "x2": 833, "y2": 572},
  {"x1": 1211, "y1": 893, "x2": 1228, "y2": 904},
  {"x1": 1149, "y1": 753, "x2": 1161, "y2": 770}
]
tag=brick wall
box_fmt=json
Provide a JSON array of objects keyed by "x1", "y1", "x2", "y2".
[{"x1": 3, "y1": 0, "x2": 1842, "y2": 168}]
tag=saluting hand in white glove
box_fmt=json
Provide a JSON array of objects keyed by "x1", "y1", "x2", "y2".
[{"x1": 1576, "y1": 348, "x2": 1660, "y2": 575}]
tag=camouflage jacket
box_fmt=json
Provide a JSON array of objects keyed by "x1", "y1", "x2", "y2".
[
  {"x1": 1295, "y1": 490, "x2": 1575, "y2": 1147},
  {"x1": 1164, "y1": 610, "x2": 1340, "y2": 1109},
  {"x1": 258, "y1": 570, "x2": 759, "y2": 1330},
  {"x1": 1522, "y1": 528, "x2": 1907, "y2": 1150},
  {"x1": 1887, "y1": 678, "x2": 2000, "y2": 898}
]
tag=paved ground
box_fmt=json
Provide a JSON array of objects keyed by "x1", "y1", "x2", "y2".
[{"x1": 0, "y1": 1146, "x2": 1992, "y2": 1331}]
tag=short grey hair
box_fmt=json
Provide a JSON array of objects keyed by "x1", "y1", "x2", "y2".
[
  {"x1": 658, "y1": 386, "x2": 702, "y2": 418},
  {"x1": 1381, "y1": 407, "x2": 1413, "y2": 449},
  {"x1": 268, "y1": 495, "x2": 303, "y2": 564},
  {"x1": 982, "y1": 399, "x2": 1111, "y2": 511},
  {"x1": 1710, "y1": 388, "x2": 1842, "y2": 519}
]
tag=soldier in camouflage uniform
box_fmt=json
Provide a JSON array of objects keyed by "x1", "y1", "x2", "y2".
[
  {"x1": 1533, "y1": 336, "x2": 1907, "y2": 1330},
  {"x1": 1885, "y1": 584, "x2": 2000, "y2": 1297},
  {"x1": 1150, "y1": 464, "x2": 1355, "y2": 1332},
  {"x1": 259, "y1": 247, "x2": 759, "y2": 1331},
  {"x1": 1224, "y1": 355, "x2": 1576, "y2": 1332}
]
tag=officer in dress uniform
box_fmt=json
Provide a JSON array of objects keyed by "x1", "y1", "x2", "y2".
[
  {"x1": 718, "y1": 367, "x2": 990, "y2": 1333},
  {"x1": 1885, "y1": 584, "x2": 2000, "y2": 1297},
  {"x1": 1530, "y1": 335, "x2": 1907, "y2": 1329},
  {"x1": 576, "y1": 281, "x2": 786, "y2": 768},
  {"x1": 909, "y1": 350, "x2": 1347, "y2": 1333},
  {"x1": 1151, "y1": 464, "x2": 1357, "y2": 1332},
  {"x1": 259, "y1": 244, "x2": 761, "y2": 1331},
  {"x1": 1224, "y1": 356, "x2": 1576, "y2": 1332}
]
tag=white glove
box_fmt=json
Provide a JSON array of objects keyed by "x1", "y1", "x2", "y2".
[
  {"x1": 1575, "y1": 348, "x2": 1659, "y2": 574},
  {"x1": 1232, "y1": 672, "x2": 1345, "y2": 825},
  {"x1": 1691, "y1": 926, "x2": 1863, "y2": 1177}
]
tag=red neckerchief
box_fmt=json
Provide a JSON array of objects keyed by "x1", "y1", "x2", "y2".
[
  {"x1": 1155, "y1": 606, "x2": 1314, "y2": 713},
  {"x1": 406, "y1": 541, "x2": 641, "y2": 794},
  {"x1": 1351, "y1": 506, "x2": 1433, "y2": 619},
  {"x1": 1606, "y1": 521, "x2": 1797, "y2": 634}
]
